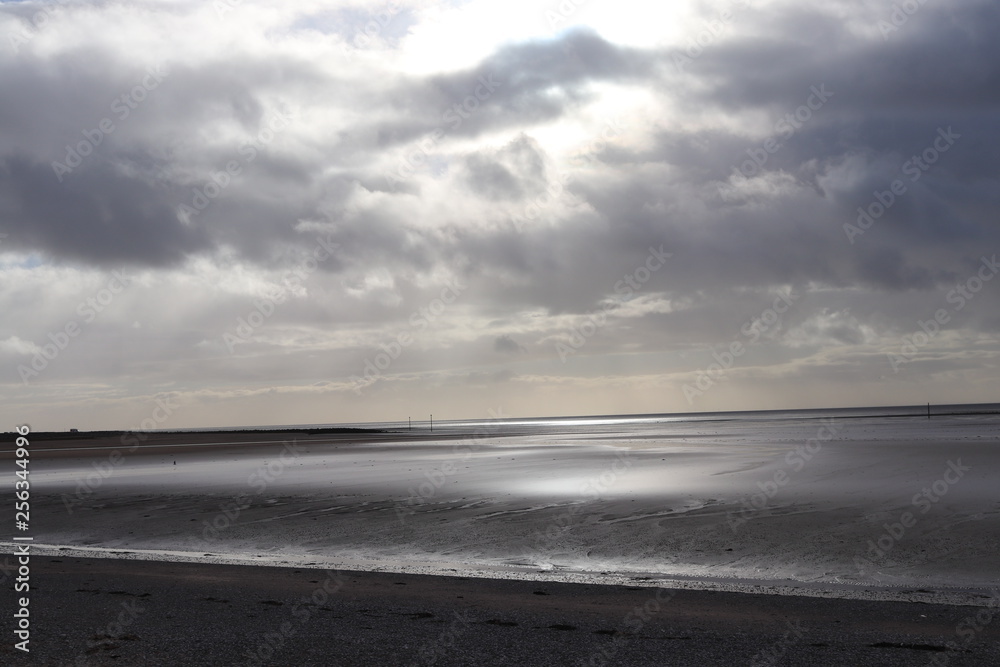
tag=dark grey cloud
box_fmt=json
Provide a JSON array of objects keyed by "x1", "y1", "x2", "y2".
[
  {"x1": 494, "y1": 334, "x2": 526, "y2": 354},
  {"x1": 462, "y1": 134, "x2": 546, "y2": 201},
  {"x1": 685, "y1": 3, "x2": 1000, "y2": 112},
  {"x1": 0, "y1": 155, "x2": 207, "y2": 266}
]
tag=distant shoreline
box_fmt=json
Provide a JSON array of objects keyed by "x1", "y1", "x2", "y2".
[
  {"x1": 0, "y1": 426, "x2": 386, "y2": 442},
  {"x1": 6, "y1": 401, "x2": 1000, "y2": 440}
]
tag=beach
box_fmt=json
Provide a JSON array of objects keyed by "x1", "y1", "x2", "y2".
[
  {"x1": 3, "y1": 407, "x2": 1000, "y2": 663},
  {"x1": 4, "y1": 557, "x2": 999, "y2": 666}
]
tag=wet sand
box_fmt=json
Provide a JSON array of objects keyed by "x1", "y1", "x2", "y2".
[{"x1": 8, "y1": 414, "x2": 1000, "y2": 599}]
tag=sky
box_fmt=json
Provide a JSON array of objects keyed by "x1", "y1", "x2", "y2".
[{"x1": 1, "y1": 0, "x2": 999, "y2": 431}]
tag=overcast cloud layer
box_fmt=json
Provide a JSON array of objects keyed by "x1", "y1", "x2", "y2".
[{"x1": 2, "y1": 0, "x2": 999, "y2": 430}]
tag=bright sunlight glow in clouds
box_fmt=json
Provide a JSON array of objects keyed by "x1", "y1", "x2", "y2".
[{"x1": 1, "y1": 0, "x2": 999, "y2": 429}]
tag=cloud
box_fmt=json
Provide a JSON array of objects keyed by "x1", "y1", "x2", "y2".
[
  {"x1": 494, "y1": 334, "x2": 527, "y2": 354},
  {"x1": 462, "y1": 134, "x2": 546, "y2": 201},
  {"x1": 2, "y1": 0, "x2": 1000, "y2": 428},
  {"x1": 0, "y1": 336, "x2": 40, "y2": 356}
]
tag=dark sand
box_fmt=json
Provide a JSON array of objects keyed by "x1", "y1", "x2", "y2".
[{"x1": 3, "y1": 557, "x2": 999, "y2": 666}]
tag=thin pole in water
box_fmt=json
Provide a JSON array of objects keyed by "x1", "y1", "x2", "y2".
[
  {"x1": 408, "y1": 416, "x2": 411, "y2": 431},
  {"x1": 430, "y1": 414, "x2": 433, "y2": 432},
  {"x1": 927, "y1": 403, "x2": 931, "y2": 419}
]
